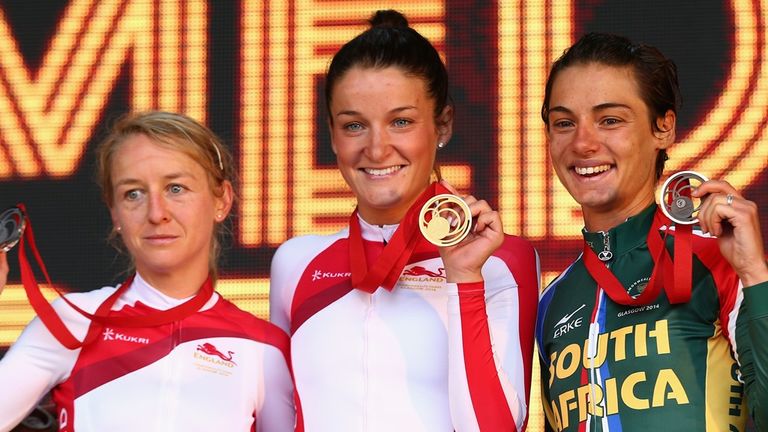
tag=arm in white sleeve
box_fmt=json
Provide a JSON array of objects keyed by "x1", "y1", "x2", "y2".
[
  {"x1": 269, "y1": 236, "x2": 314, "y2": 334},
  {"x1": 0, "y1": 293, "x2": 96, "y2": 432},
  {"x1": 447, "y1": 240, "x2": 540, "y2": 432},
  {"x1": 256, "y1": 342, "x2": 295, "y2": 432}
]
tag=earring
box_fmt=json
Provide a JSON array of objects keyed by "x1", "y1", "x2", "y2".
[
  {"x1": 437, "y1": 142, "x2": 447, "y2": 149},
  {"x1": 216, "y1": 214, "x2": 223, "y2": 221},
  {"x1": 116, "y1": 226, "x2": 122, "y2": 233}
]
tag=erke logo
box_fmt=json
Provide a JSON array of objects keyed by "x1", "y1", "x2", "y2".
[{"x1": 554, "y1": 304, "x2": 586, "y2": 338}]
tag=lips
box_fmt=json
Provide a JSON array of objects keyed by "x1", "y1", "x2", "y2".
[{"x1": 144, "y1": 235, "x2": 178, "y2": 244}]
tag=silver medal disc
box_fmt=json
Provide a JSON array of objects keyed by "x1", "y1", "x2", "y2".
[
  {"x1": 0, "y1": 206, "x2": 25, "y2": 252},
  {"x1": 660, "y1": 171, "x2": 709, "y2": 225}
]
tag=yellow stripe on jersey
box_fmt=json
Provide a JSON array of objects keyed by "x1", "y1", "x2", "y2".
[{"x1": 705, "y1": 319, "x2": 747, "y2": 432}]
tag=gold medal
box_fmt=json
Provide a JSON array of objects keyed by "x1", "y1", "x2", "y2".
[
  {"x1": 659, "y1": 170, "x2": 708, "y2": 225},
  {"x1": 419, "y1": 194, "x2": 472, "y2": 247}
]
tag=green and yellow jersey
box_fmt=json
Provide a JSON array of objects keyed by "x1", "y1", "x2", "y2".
[{"x1": 536, "y1": 204, "x2": 768, "y2": 431}]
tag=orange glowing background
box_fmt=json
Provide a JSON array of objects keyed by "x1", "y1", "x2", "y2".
[{"x1": 0, "y1": 1, "x2": 766, "y2": 430}]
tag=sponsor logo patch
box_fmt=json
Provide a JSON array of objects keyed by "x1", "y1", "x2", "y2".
[
  {"x1": 193, "y1": 342, "x2": 237, "y2": 376},
  {"x1": 553, "y1": 304, "x2": 586, "y2": 338},
  {"x1": 311, "y1": 269, "x2": 352, "y2": 282},
  {"x1": 102, "y1": 328, "x2": 150, "y2": 345}
]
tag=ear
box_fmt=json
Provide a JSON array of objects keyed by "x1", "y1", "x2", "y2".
[
  {"x1": 436, "y1": 105, "x2": 454, "y2": 144},
  {"x1": 215, "y1": 181, "x2": 234, "y2": 221},
  {"x1": 109, "y1": 206, "x2": 120, "y2": 231},
  {"x1": 654, "y1": 110, "x2": 676, "y2": 150}
]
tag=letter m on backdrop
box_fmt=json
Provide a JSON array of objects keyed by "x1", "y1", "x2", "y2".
[{"x1": 0, "y1": 0, "x2": 207, "y2": 178}]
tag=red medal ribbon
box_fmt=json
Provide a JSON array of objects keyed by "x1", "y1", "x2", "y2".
[
  {"x1": 15, "y1": 203, "x2": 214, "y2": 349},
  {"x1": 583, "y1": 208, "x2": 693, "y2": 306},
  {"x1": 349, "y1": 183, "x2": 445, "y2": 293}
]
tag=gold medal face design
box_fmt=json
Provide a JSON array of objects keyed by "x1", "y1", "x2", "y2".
[
  {"x1": 0, "y1": 206, "x2": 25, "y2": 252},
  {"x1": 419, "y1": 194, "x2": 472, "y2": 247},
  {"x1": 660, "y1": 170, "x2": 709, "y2": 225}
]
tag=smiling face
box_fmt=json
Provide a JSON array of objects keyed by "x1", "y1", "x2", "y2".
[
  {"x1": 329, "y1": 66, "x2": 452, "y2": 225},
  {"x1": 546, "y1": 63, "x2": 675, "y2": 231},
  {"x1": 108, "y1": 133, "x2": 232, "y2": 290}
]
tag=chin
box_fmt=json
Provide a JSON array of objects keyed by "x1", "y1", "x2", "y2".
[{"x1": 574, "y1": 191, "x2": 616, "y2": 210}]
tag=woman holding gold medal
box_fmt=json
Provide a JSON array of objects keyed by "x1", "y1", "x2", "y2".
[
  {"x1": 0, "y1": 112, "x2": 294, "y2": 431},
  {"x1": 269, "y1": 10, "x2": 539, "y2": 431}
]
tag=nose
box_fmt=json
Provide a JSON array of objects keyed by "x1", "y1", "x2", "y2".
[
  {"x1": 572, "y1": 123, "x2": 600, "y2": 155},
  {"x1": 363, "y1": 126, "x2": 392, "y2": 161},
  {"x1": 147, "y1": 192, "x2": 171, "y2": 224}
]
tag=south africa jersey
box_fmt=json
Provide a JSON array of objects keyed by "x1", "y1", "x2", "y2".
[{"x1": 536, "y1": 204, "x2": 768, "y2": 431}]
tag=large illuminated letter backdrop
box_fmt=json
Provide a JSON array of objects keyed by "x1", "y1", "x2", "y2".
[{"x1": 0, "y1": 1, "x2": 766, "y2": 429}]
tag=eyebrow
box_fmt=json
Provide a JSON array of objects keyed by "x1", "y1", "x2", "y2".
[
  {"x1": 113, "y1": 172, "x2": 195, "y2": 188},
  {"x1": 548, "y1": 102, "x2": 633, "y2": 116},
  {"x1": 334, "y1": 105, "x2": 418, "y2": 118}
]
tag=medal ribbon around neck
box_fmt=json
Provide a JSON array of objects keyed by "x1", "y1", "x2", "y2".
[
  {"x1": 349, "y1": 182, "x2": 448, "y2": 293},
  {"x1": 14, "y1": 204, "x2": 214, "y2": 350},
  {"x1": 582, "y1": 207, "x2": 692, "y2": 306}
]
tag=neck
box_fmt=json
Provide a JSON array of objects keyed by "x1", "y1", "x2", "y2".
[
  {"x1": 357, "y1": 184, "x2": 431, "y2": 226},
  {"x1": 136, "y1": 265, "x2": 210, "y2": 299},
  {"x1": 582, "y1": 195, "x2": 656, "y2": 232},
  {"x1": 357, "y1": 207, "x2": 405, "y2": 226}
]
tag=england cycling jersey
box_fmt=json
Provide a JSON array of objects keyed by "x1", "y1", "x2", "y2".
[
  {"x1": 270, "y1": 214, "x2": 540, "y2": 432},
  {"x1": 0, "y1": 273, "x2": 294, "y2": 432},
  {"x1": 536, "y1": 204, "x2": 768, "y2": 431}
]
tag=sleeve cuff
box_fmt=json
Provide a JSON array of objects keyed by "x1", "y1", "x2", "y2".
[
  {"x1": 743, "y1": 281, "x2": 768, "y2": 320},
  {"x1": 456, "y1": 280, "x2": 485, "y2": 293}
]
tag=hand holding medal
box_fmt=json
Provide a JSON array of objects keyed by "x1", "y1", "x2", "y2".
[
  {"x1": 689, "y1": 175, "x2": 768, "y2": 287},
  {"x1": 424, "y1": 181, "x2": 505, "y2": 283}
]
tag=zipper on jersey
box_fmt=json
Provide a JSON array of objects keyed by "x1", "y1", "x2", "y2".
[
  {"x1": 585, "y1": 237, "x2": 611, "y2": 431},
  {"x1": 362, "y1": 295, "x2": 373, "y2": 431},
  {"x1": 157, "y1": 320, "x2": 183, "y2": 430},
  {"x1": 597, "y1": 231, "x2": 613, "y2": 262}
]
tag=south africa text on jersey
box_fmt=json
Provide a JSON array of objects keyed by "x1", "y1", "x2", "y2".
[{"x1": 545, "y1": 319, "x2": 743, "y2": 430}]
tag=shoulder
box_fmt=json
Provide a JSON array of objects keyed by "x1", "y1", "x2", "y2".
[
  {"x1": 54, "y1": 285, "x2": 120, "y2": 318},
  {"x1": 271, "y1": 230, "x2": 349, "y2": 270},
  {"x1": 210, "y1": 299, "x2": 291, "y2": 358},
  {"x1": 488, "y1": 234, "x2": 539, "y2": 283},
  {"x1": 494, "y1": 234, "x2": 538, "y2": 265}
]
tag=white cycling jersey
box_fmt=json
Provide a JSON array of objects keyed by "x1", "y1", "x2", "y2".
[
  {"x1": 270, "y1": 215, "x2": 540, "y2": 432},
  {"x1": 0, "y1": 273, "x2": 294, "y2": 432}
]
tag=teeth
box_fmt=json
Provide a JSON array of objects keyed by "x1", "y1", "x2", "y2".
[
  {"x1": 364, "y1": 166, "x2": 402, "y2": 176},
  {"x1": 575, "y1": 164, "x2": 610, "y2": 175}
]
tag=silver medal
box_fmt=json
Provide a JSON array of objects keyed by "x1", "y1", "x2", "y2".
[{"x1": 660, "y1": 170, "x2": 709, "y2": 225}]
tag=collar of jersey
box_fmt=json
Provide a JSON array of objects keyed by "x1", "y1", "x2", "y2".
[
  {"x1": 356, "y1": 213, "x2": 400, "y2": 244},
  {"x1": 113, "y1": 272, "x2": 220, "y2": 312},
  {"x1": 581, "y1": 204, "x2": 657, "y2": 258}
]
